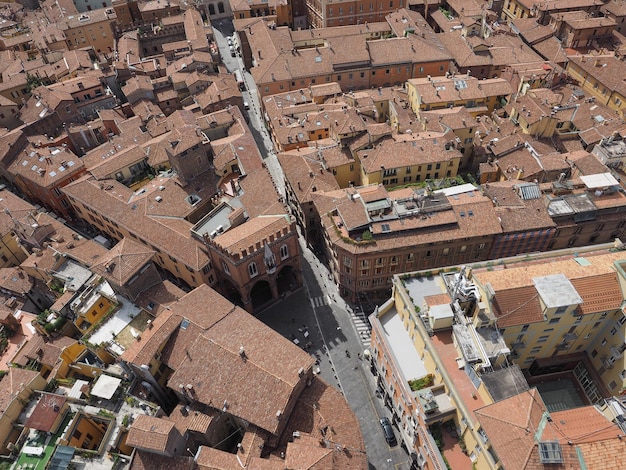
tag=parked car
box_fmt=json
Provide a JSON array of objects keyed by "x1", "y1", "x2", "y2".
[{"x1": 379, "y1": 417, "x2": 397, "y2": 447}]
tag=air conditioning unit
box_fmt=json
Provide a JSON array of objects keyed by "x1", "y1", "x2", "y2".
[
  {"x1": 155, "y1": 196, "x2": 163, "y2": 202},
  {"x1": 216, "y1": 225, "x2": 224, "y2": 233}
]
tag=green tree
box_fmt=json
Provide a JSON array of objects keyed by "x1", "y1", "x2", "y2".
[{"x1": 26, "y1": 74, "x2": 44, "y2": 92}]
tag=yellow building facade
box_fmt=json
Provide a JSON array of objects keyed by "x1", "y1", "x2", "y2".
[
  {"x1": 566, "y1": 57, "x2": 626, "y2": 120},
  {"x1": 369, "y1": 245, "x2": 626, "y2": 469},
  {"x1": 0, "y1": 231, "x2": 27, "y2": 268}
]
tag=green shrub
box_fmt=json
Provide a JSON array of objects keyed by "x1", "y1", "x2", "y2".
[{"x1": 408, "y1": 373, "x2": 434, "y2": 391}]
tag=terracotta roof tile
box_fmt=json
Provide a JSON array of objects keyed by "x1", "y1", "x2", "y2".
[
  {"x1": 130, "y1": 451, "x2": 194, "y2": 470},
  {"x1": 24, "y1": 393, "x2": 67, "y2": 432},
  {"x1": 134, "y1": 280, "x2": 185, "y2": 317},
  {"x1": 408, "y1": 76, "x2": 513, "y2": 106},
  {"x1": 0, "y1": 368, "x2": 41, "y2": 415},
  {"x1": 11, "y1": 335, "x2": 75, "y2": 368},
  {"x1": 279, "y1": 377, "x2": 367, "y2": 469},
  {"x1": 491, "y1": 286, "x2": 544, "y2": 328},
  {"x1": 213, "y1": 215, "x2": 291, "y2": 257},
  {"x1": 568, "y1": 56, "x2": 626, "y2": 97},
  {"x1": 358, "y1": 136, "x2": 462, "y2": 174},
  {"x1": 168, "y1": 299, "x2": 314, "y2": 435},
  {"x1": 62, "y1": 176, "x2": 211, "y2": 270},
  {"x1": 0, "y1": 267, "x2": 33, "y2": 295},
  {"x1": 126, "y1": 414, "x2": 178, "y2": 453},
  {"x1": 121, "y1": 309, "x2": 180, "y2": 365},
  {"x1": 91, "y1": 238, "x2": 156, "y2": 287},
  {"x1": 84, "y1": 145, "x2": 147, "y2": 181},
  {"x1": 571, "y1": 272, "x2": 623, "y2": 315},
  {"x1": 278, "y1": 150, "x2": 341, "y2": 204},
  {"x1": 475, "y1": 389, "x2": 547, "y2": 470},
  {"x1": 474, "y1": 251, "x2": 626, "y2": 326},
  {"x1": 167, "y1": 404, "x2": 214, "y2": 435}
]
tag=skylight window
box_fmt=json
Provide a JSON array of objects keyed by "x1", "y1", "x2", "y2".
[
  {"x1": 454, "y1": 79, "x2": 468, "y2": 90},
  {"x1": 538, "y1": 442, "x2": 563, "y2": 464},
  {"x1": 180, "y1": 318, "x2": 190, "y2": 330}
]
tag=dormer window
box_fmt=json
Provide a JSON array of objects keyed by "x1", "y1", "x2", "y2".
[{"x1": 538, "y1": 442, "x2": 562, "y2": 464}]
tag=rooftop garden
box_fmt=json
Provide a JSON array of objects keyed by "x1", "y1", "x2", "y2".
[
  {"x1": 0, "y1": 326, "x2": 15, "y2": 356},
  {"x1": 329, "y1": 214, "x2": 377, "y2": 246},
  {"x1": 409, "y1": 373, "x2": 434, "y2": 391},
  {"x1": 35, "y1": 310, "x2": 67, "y2": 336},
  {"x1": 439, "y1": 7, "x2": 454, "y2": 21},
  {"x1": 13, "y1": 411, "x2": 74, "y2": 470},
  {"x1": 387, "y1": 174, "x2": 473, "y2": 193}
]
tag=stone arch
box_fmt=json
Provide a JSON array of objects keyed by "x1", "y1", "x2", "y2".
[
  {"x1": 221, "y1": 278, "x2": 242, "y2": 307},
  {"x1": 250, "y1": 279, "x2": 272, "y2": 309},
  {"x1": 276, "y1": 265, "x2": 296, "y2": 296}
]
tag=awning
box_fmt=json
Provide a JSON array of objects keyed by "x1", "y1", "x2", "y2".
[{"x1": 91, "y1": 375, "x2": 122, "y2": 400}]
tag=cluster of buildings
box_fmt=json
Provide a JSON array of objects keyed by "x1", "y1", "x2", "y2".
[
  {"x1": 0, "y1": 1, "x2": 370, "y2": 469},
  {"x1": 0, "y1": 185, "x2": 366, "y2": 469},
  {"x1": 0, "y1": 0, "x2": 625, "y2": 468},
  {"x1": 274, "y1": 74, "x2": 626, "y2": 302},
  {"x1": 369, "y1": 243, "x2": 626, "y2": 469}
]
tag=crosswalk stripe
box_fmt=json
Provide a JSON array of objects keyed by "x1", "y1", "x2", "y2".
[
  {"x1": 310, "y1": 296, "x2": 327, "y2": 308},
  {"x1": 349, "y1": 310, "x2": 372, "y2": 347}
]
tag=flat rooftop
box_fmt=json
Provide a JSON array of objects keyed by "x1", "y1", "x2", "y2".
[
  {"x1": 190, "y1": 197, "x2": 244, "y2": 240},
  {"x1": 379, "y1": 306, "x2": 428, "y2": 381},
  {"x1": 533, "y1": 273, "x2": 583, "y2": 308},
  {"x1": 430, "y1": 329, "x2": 486, "y2": 421},
  {"x1": 55, "y1": 260, "x2": 94, "y2": 292},
  {"x1": 402, "y1": 275, "x2": 487, "y2": 417}
]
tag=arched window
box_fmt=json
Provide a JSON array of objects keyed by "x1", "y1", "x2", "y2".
[
  {"x1": 218, "y1": 2, "x2": 225, "y2": 13},
  {"x1": 280, "y1": 244, "x2": 289, "y2": 260},
  {"x1": 248, "y1": 262, "x2": 258, "y2": 278},
  {"x1": 208, "y1": 3, "x2": 215, "y2": 15}
]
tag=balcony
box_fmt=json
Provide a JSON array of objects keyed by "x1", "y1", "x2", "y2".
[{"x1": 415, "y1": 385, "x2": 456, "y2": 425}]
